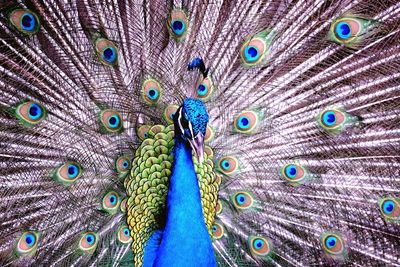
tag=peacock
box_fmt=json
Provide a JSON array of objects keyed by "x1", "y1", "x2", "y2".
[{"x1": 0, "y1": 0, "x2": 399, "y2": 266}]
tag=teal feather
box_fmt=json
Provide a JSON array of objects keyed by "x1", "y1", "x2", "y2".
[{"x1": 0, "y1": 1, "x2": 399, "y2": 266}]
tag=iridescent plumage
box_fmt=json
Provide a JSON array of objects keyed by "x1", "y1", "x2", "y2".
[{"x1": 0, "y1": 1, "x2": 399, "y2": 266}]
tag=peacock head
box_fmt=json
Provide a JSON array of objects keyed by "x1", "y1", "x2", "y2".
[{"x1": 174, "y1": 98, "x2": 209, "y2": 163}]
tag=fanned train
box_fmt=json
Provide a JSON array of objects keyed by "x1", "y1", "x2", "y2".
[{"x1": 0, "y1": 1, "x2": 399, "y2": 266}]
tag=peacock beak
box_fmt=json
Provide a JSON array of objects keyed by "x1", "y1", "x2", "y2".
[{"x1": 188, "y1": 132, "x2": 205, "y2": 164}]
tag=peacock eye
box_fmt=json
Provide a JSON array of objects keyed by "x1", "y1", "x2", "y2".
[
  {"x1": 249, "y1": 236, "x2": 271, "y2": 257},
  {"x1": 196, "y1": 77, "x2": 214, "y2": 101},
  {"x1": 317, "y1": 108, "x2": 351, "y2": 134},
  {"x1": 211, "y1": 223, "x2": 224, "y2": 239},
  {"x1": 234, "y1": 111, "x2": 259, "y2": 134},
  {"x1": 379, "y1": 197, "x2": 399, "y2": 219},
  {"x1": 168, "y1": 9, "x2": 188, "y2": 41},
  {"x1": 382, "y1": 200, "x2": 395, "y2": 215},
  {"x1": 9, "y1": 9, "x2": 40, "y2": 35},
  {"x1": 215, "y1": 200, "x2": 223, "y2": 215},
  {"x1": 142, "y1": 78, "x2": 162, "y2": 105},
  {"x1": 321, "y1": 233, "x2": 344, "y2": 255},
  {"x1": 328, "y1": 17, "x2": 375, "y2": 46},
  {"x1": 120, "y1": 198, "x2": 127, "y2": 213},
  {"x1": 95, "y1": 38, "x2": 118, "y2": 66},
  {"x1": 102, "y1": 191, "x2": 120, "y2": 214},
  {"x1": 171, "y1": 19, "x2": 185, "y2": 35},
  {"x1": 232, "y1": 191, "x2": 253, "y2": 209},
  {"x1": 204, "y1": 125, "x2": 214, "y2": 143},
  {"x1": 54, "y1": 161, "x2": 82, "y2": 185},
  {"x1": 241, "y1": 38, "x2": 266, "y2": 66},
  {"x1": 99, "y1": 109, "x2": 123, "y2": 133},
  {"x1": 330, "y1": 17, "x2": 365, "y2": 44},
  {"x1": 137, "y1": 125, "x2": 151, "y2": 141},
  {"x1": 116, "y1": 156, "x2": 131, "y2": 173},
  {"x1": 164, "y1": 105, "x2": 178, "y2": 124},
  {"x1": 335, "y1": 21, "x2": 352, "y2": 40},
  {"x1": 198, "y1": 84, "x2": 207, "y2": 95},
  {"x1": 244, "y1": 46, "x2": 260, "y2": 62},
  {"x1": 117, "y1": 226, "x2": 132, "y2": 244},
  {"x1": 79, "y1": 232, "x2": 98, "y2": 252},
  {"x1": 218, "y1": 156, "x2": 239, "y2": 175},
  {"x1": 16, "y1": 231, "x2": 39, "y2": 255},
  {"x1": 15, "y1": 101, "x2": 46, "y2": 125},
  {"x1": 240, "y1": 30, "x2": 274, "y2": 67}
]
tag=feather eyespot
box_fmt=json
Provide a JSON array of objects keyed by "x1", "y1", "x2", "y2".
[
  {"x1": 95, "y1": 38, "x2": 118, "y2": 65},
  {"x1": 234, "y1": 111, "x2": 259, "y2": 134},
  {"x1": 54, "y1": 161, "x2": 82, "y2": 185},
  {"x1": 117, "y1": 226, "x2": 132, "y2": 244},
  {"x1": 168, "y1": 9, "x2": 188, "y2": 41},
  {"x1": 281, "y1": 163, "x2": 309, "y2": 185},
  {"x1": 164, "y1": 105, "x2": 178, "y2": 124},
  {"x1": 15, "y1": 101, "x2": 46, "y2": 125},
  {"x1": 142, "y1": 79, "x2": 162, "y2": 105},
  {"x1": 321, "y1": 233, "x2": 345, "y2": 255},
  {"x1": 249, "y1": 236, "x2": 271, "y2": 258},
  {"x1": 240, "y1": 31, "x2": 273, "y2": 67},
  {"x1": 16, "y1": 231, "x2": 39, "y2": 255},
  {"x1": 215, "y1": 200, "x2": 223, "y2": 215},
  {"x1": 9, "y1": 9, "x2": 40, "y2": 35},
  {"x1": 102, "y1": 191, "x2": 120, "y2": 214},
  {"x1": 317, "y1": 108, "x2": 354, "y2": 134},
  {"x1": 137, "y1": 125, "x2": 151, "y2": 141},
  {"x1": 218, "y1": 156, "x2": 239, "y2": 175},
  {"x1": 79, "y1": 232, "x2": 98, "y2": 252},
  {"x1": 232, "y1": 191, "x2": 253, "y2": 210},
  {"x1": 116, "y1": 156, "x2": 131, "y2": 173},
  {"x1": 120, "y1": 198, "x2": 127, "y2": 213},
  {"x1": 196, "y1": 77, "x2": 214, "y2": 101},
  {"x1": 99, "y1": 109, "x2": 123, "y2": 133},
  {"x1": 379, "y1": 197, "x2": 399, "y2": 221},
  {"x1": 329, "y1": 17, "x2": 373, "y2": 45},
  {"x1": 211, "y1": 223, "x2": 224, "y2": 239},
  {"x1": 204, "y1": 126, "x2": 214, "y2": 143}
]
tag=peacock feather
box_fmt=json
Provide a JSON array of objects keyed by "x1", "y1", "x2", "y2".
[{"x1": 1, "y1": 0, "x2": 399, "y2": 266}]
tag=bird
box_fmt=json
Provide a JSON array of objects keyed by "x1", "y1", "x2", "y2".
[{"x1": 0, "y1": 0, "x2": 399, "y2": 266}]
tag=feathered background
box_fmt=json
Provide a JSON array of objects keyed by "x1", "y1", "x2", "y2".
[{"x1": 0, "y1": 0, "x2": 399, "y2": 266}]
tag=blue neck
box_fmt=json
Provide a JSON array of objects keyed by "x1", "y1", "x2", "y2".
[{"x1": 149, "y1": 135, "x2": 216, "y2": 267}]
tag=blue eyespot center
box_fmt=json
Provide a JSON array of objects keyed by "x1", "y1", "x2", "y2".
[
  {"x1": 236, "y1": 194, "x2": 246, "y2": 205},
  {"x1": 108, "y1": 115, "x2": 120, "y2": 128},
  {"x1": 212, "y1": 226, "x2": 217, "y2": 232},
  {"x1": 322, "y1": 111, "x2": 336, "y2": 126},
  {"x1": 67, "y1": 164, "x2": 79, "y2": 179},
  {"x1": 238, "y1": 116, "x2": 250, "y2": 129},
  {"x1": 21, "y1": 13, "x2": 35, "y2": 31},
  {"x1": 285, "y1": 165, "x2": 297, "y2": 179},
  {"x1": 86, "y1": 234, "x2": 94, "y2": 245},
  {"x1": 244, "y1": 46, "x2": 260, "y2": 62},
  {"x1": 147, "y1": 88, "x2": 159, "y2": 100},
  {"x1": 253, "y1": 239, "x2": 264, "y2": 250},
  {"x1": 335, "y1": 22, "x2": 352, "y2": 39},
  {"x1": 122, "y1": 160, "x2": 129, "y2": 169},
  {"x1": 109, "y1": 194, "x2": 117, "y2": 205},
  {"x1": 221, "y1": 160, "x2": 230, "y2": 170},
  {"x1": 171, "y1": 20, "x2": 185, "y2": 35},
  {"x1": 325, "y1": 236, "x2": 337, "y2": 249},
  {"x1": 28, "y1": 104, "x2": 42, "y2": 120},
  {"x1": 123, "y1": 229, "x2": 130, "y2": 236},
  {"x1": 103, "y1": 47, "x2": 117, "y2": 63},
  {"x1": 25, "y1": 234, "x2": 35, "y2": 246},
  {"x1": 197, "y1": 84, "x2": 208, "y2": 96},
  {"x1": 383, "y1": 200, "x2": 395, "y2": 214}
]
